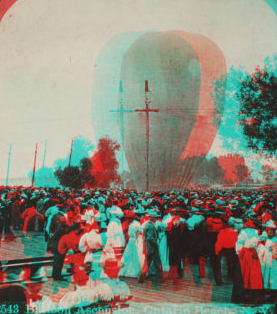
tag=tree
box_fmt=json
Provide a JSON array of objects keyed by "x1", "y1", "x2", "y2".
[
  {"x1": 210, "y1": 66, "x2": 249, "y2": 155},
  {"x1": 211, "y1": 74, "x2": 227, "y2": 127},
  {"x1": 235, "y1": 164, "x2": 251, "y2": 183},
  {"x1": 79, "y1": 158, "x2": 97, "y2": 188},
  {"x1": 90, "y1": 136, "x2": 121, "y2": 188},
  {"x1": 179, "y1": 154, "x2": 225, "y2": 185},
  {"x1": 261, "y1": 165, "x2": 277, "y2": 184},
  {"x1": 54, "y1": 135, "x2": 94, "y2": 169},
  {"x1": 54, "y1": 136, "x2": 121, "y2": 189},
  {"x1": 218, "y1": 154, "x2": 251, "y2": 184},
  {"x1": 207, "y1": 156, "x2": 226, "y2": 182},
  {"x1": 236, "y1": 55, "x2": 277, "y2": 156},
  {"x1": 54, "y1": 157, "x2": 96, "y2": 189}
]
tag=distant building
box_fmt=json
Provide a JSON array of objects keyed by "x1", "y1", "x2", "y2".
[{"x1": 198, "y1": 175, "x2": 210, "y2": 187}]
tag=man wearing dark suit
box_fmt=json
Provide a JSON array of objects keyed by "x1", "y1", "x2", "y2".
[
  {"x1": 48, "y1": 213, "x2": 70, "y2": 281},
  {"x1": 167, "y1": 208, "x2": 185, "y2": 280},
  {"x1": 138, "y1": 210, "x2": 162, "y2": 284}
]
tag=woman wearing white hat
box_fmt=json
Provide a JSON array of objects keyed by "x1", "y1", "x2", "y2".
[
  {"x1": 79, "y1": 211, "x2": 102, "y2": 274},
  {"x1": 83, "y1": 208, "x2": 100, "y2": 233},
  {"x1": 119, "y1": 220, "x2": 142, "y2": 278},
  {"x1": 104, "y1": 206, "x2": 125, "y2": 261},
  {"x1": 262, "y1": 221, "x2": 277, "y2": 290}
]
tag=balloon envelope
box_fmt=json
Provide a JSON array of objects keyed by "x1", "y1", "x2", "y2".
[{"x1": 120, "y1": 32, "x2": 201, "y2": 190}]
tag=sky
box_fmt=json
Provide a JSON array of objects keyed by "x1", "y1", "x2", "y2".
[{"x1": 0, "y1": 0, "x2": 277, "y2": 185}]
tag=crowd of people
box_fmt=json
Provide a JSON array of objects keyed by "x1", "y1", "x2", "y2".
[{"x1": 1, "y1": 186, "x2": 277, "y2": 311}]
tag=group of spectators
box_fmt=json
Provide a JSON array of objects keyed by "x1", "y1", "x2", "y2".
[{"x1": 1, "y1": 186, "x2": 277, "y2": 311}]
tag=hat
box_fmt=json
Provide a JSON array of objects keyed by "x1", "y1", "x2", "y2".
[
  {"x1": 85, "y1": 209, "x2": 95, "y2": 219},
  {"x1": 73, "y1": 198, "x2": 81, "y2": 205},
  {"x1": 98, "y1": 197, "x2": 106, "y2": 204},
  {"x1": 229, "y1": 200, "x2": 239, "y2": 207},
  {"x1": 134, "y1": 208, "x2": 145, "y2": 215},
  {"x1": 265, "y1": 221, "x2": 277, "y2": 230},
  {"x1": 206, "y1": 200, "x2": 216, "y2": 211},
  {"x1": 215, "y1": 199, "x2": 226, "y2": 206},
  {"x1": 244, "y1": 219, "x2": 256, "y2": 229},
  {"x1": 140, "y1": 215, "x2": 151, "y2": 225},
  {"x1": 174, "y1": 208, "x2": 188, "y2": 216},
  {"x1": 123, "y1": 211, "x2": 137, "y2": 219},
  {"x1": 190, "y1": 207, "x2": 204, "y2": 215},
  {"x1": 147, "y1": 210, "x2": 160, "y2": 217},
  {"x1": 109, "y1": 206, "x2": 124, "y2": 217},
  {"x1": 59, "y1": 216, "x2": 67, "y2": 223},
  {"x1": 259, "y1": 231, "x2": 268, "y2": 242},
  {"x1": 88, "y1": 198, "x2": 96, "y2": 204},
  {"x1": 262, "y1": 212, "x2": 272, "y2": 224},
  {"x1": 214, "y1": 211, "x2": 225, "y2": 216},
  {"x1": 194, "y1": 200, "x2": 204, "y2": 208}
]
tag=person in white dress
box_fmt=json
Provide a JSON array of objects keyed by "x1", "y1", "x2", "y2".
[
  {"x1": 27, "y1": 281, "x2": 56, "y2": 313},
  {"x1": 156, "y1": 221, "x2": 170, "y2": 272},
  {"x1": 119, "y1": 220, "x2": 142, "y2": 277},
  {"x1": 79, "y1": 222, "x2": 102, "y2": 278},
  {"x1": 96, "y1": 203, "x2": 108, "y2": 247},
  {"x1": 99, "y1": 242, "x2": 132, "y2": 302},
  {"x1": 236, "y1": 220, "x2": 263, "y2": 303},
  {"x1": 262, "y1": 222, "x2": 277, "y2": 290},
  {"x1": 137, "y1": 217, "x2": 148, "y2": 270},
  {"x1": 163, "y1": 211, "x2": 173, "y2": 227},
  {"x1": 257, "y1": 221, "x2": 272, "y2": 280},
  {"x1": 83, "y1": 208, "x2": 100, "y2": 233},
  {"x1": 57, "y1": 269, "x2": 113, "y2": 310},
  {"x1": 105, "y1": 206, "x2": 125, "y2": 260}
]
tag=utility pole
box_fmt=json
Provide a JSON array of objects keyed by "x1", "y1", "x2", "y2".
[
  {"x1": 110, "y1": 81, "x2": 134, "y2": 189},
  {"x1": 68, "y1": 139, "x2": 74, "y2": 167},
  {"x1": 134, "y1": 80, "x2": 159, "y2": 192},
  {"x1": 6, "y1": 144, "x2": 12, "y2": 187},
  {"x1": 42, "y1": 140, "x2": 47, "y2": 168},
  {"x1": 31, "y1": 143, "x2": 38, "y2": 187}
]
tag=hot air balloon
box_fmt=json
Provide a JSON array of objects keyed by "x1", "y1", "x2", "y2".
[
  {"x1": 119, "y1": 31, "x2": 226, "y2": 190},
  {"x1": 91, "y1": 30, "x2": 226, "y2": 190}
]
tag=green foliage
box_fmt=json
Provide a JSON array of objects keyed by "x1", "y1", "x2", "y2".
[
  {"x1": 236, "y1": 55, "x2": 277, "y2": 156},
  {"x1": 211, "y1": 74, "x2": 227, "y2": 126},
  {"x1": 235, "y1": 164, "x2": 251, "y2": 183},
  {"x1": 261, "y1": 164, "x2": 277, "y2": 184},
  {"x1": 54, "y1": 157, "x2": 96, "y2": 189},
  {"x1": 93, "y1": 136, "x2": 121, "y2": 188},
  {"x1": 54, "y1": 135, "x2": 94, "y2": 169},
  {"x1": 181, "y1": 154, "x2": 225, "y2": 184},
  {"x1": 54, "y1": 136, "x2": 121, "y2": 189}
]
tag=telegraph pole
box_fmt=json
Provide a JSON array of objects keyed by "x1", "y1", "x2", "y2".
[
  {"x1": 110, "y1": 81, "x2": 134, "y2": 189},
  {"x1": 68, "y1": 139, "x2": 74, "y2": 167},
  {"x1": 134, "y1": 80, "x2": 159, "y2": 192},
  {"x1": 6, "y1": 144, "x2": 12, "y2": 187},
  {"x1": 31, "y1": 143, "x2": 38, "y2": 187},
  {"x1": 42, "y1": 140, "x2": 47, "y2": 168}
]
